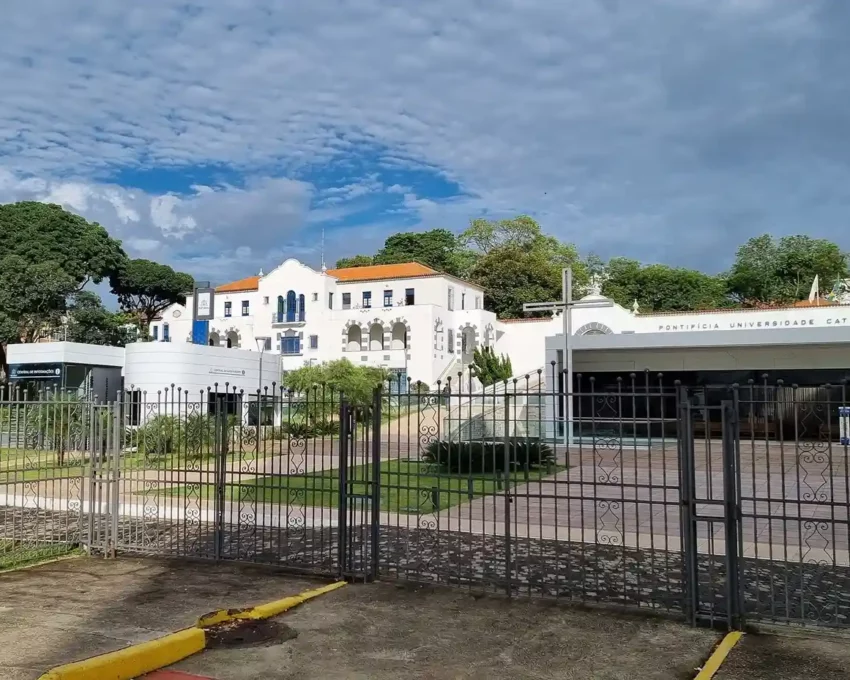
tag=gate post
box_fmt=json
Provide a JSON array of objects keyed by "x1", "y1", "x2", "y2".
[
  {"x1": 503, "y1": 393, "x2": 513, "y2": 597},
  {"x1": 337, "y1": 399, "x2": 350, "y2": 577},
  {"x1": 369, "y1": 386, "x2": 382, "y2": 581},
  {"x1": 721, "y1": 398, "x2": 743, "y2": 630},
  {"x1": 213, "y1": 402, "x2": 228, "y2": 560},
  {"x1": 678, "y1": 385, "x2": 699, "y2": 625}
]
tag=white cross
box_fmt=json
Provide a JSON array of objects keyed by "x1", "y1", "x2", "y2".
[{"x1": 523, "y1": 268, "x2": 613, "y2": 445}]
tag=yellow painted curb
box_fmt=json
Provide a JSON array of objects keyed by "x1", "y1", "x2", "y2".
[
  {"x1": 38, "y1": 627, "x2": 205, "y2": 680},
  {"x1": 250, "y1": 580, "x2": 347, "y2": 620},
  {"x1": 695, "y1": 631, "x2": 743, "y2": 680},
  {"x1": 38, "y1": 580, "x2": 346, "y2": 680},
  {"x1": 197, "y1": 580, "x2": 347, "y2": 627}
]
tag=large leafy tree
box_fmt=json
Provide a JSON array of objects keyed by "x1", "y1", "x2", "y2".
[
  {"x1": 373, "y1": 229, "x2": 475, "y2": 277},
  {"x1": 110, "y1": 259, "x2": 194, "y2": 332},
  {"x1": 601, "y1": 257, "x2": 731, "y2": 312},
  {"x1": 66, "y1": 291, "x2": 136, "y2": 347},
  {"x1": 462, "y1": 216, "x2": 587, "y2": 318},
  {"x1": 0, "y1": 202, "x2": 125, "y2": 290},
  {"x1": 727, "y1": 234, "x2": 848, "y2": 305},
  {"x1": 334, "y1": 254, "x2": 375, "y2": 269},
  {"x1": 0, "y1": 202, "x2": 127, "y2": 381},
  {"x1": 0, "y1": 256, "x2": 78, "y2": 379}
]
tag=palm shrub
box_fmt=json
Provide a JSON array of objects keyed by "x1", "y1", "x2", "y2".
[
  {"x1": 423, "y1": 439, "x2": 554, "y2": 474},
  {"x1": 183, "y1": 413, "x2": 216, "y2": 459},
  {"x1": 137, "y1": 415, "x2": 182, "y2": 457},
  {"x1": 28, "y1": 393, "x2": 87, "y2": 466},
  {"x1": 469, "y1": 346, "x2": 513, "y2": 387}
]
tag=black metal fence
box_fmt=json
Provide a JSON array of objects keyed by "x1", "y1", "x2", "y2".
[{"x1": 2, "y1": 372, "x2": 849, "y2": 631}]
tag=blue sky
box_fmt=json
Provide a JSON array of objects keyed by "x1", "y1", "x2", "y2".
[{"x1": 1, "y1": 0, "x2": 849, "y2": 286}]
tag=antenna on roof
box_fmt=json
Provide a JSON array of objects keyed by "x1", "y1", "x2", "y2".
[{"x1": 321, "y1": 228, "x2": 327, "y2": 272}]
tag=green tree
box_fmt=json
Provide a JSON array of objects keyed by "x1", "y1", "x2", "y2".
[
  {"x1": 601, "y1": 257, "x2": 731, "y2": 312},
  {"x1": 283, "y1": 359, "x2": 388, "y2": 424},
  {"x1": 334, "y1": 254, "x2": 374, "y2": 268},
  {"x1": 0, "y1": 256, "x2": 78, "y2": 379},
  {"x1": 469, "y1": 346, "x2": 513, "y2": 386},
  {"x1": 66, "y1": 291, "x2": 136, "y2": 347},
  {"x1": 462, "y1": 216, "x2": 587, "y2": 318},
  {"x1": 727, "y1": 234, "x2": 848, "y2": 305},
  {"x1": 0, "y1": 202, "x2": 125, "y2": 290},
  {"x1": 0, "y1": 202, "x2": 127, "y2": 380},
  {"x1": 374, "y1": 228, "x2": 476, "y2": 277},
  {"x1": 109, "y1": 259, "x2": 193, "y2": 333}
]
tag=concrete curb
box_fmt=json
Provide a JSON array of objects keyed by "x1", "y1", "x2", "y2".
[
  {"x1": 37, "y1": 580, "x2": 347, "y2": 680},
  {"x1": 695, "y1": 631, "x2": 743, "y2": 680}
]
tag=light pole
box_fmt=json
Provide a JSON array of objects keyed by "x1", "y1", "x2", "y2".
[{"x1": 255, "y1": 336, "x2": 269, "y2": 424}]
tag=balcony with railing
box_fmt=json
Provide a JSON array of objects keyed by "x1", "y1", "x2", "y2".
[{"x1": 271, "y1": 311, "x2": 306, "y2": 326}]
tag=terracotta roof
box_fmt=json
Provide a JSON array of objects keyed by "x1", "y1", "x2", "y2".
[
  {"x1": 326, "y1": 262, "x2": 438, "y2": 282},
  {"x1": 216, "y1": 276, "x2": 260, "y2": 293}
]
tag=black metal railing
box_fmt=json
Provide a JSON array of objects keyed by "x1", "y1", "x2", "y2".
[{"x1": 2, "y1": 372, "x2": 849, "y2": 630}]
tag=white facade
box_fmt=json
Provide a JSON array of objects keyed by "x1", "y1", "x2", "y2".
[
  {"x1": 150, "y1": 260, "x2": 497, "y2": 388},
  {"x1": 124, "y1": 342, "x2": 279, "y2": 398},
  {"x1": 148, "y1": 258, "x2": 850, "y2": 393}
]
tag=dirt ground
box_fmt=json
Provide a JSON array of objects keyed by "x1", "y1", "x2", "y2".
[
  {"x1": 717, "y1": 630, "x2": 850, "y2": 680},
  {"x1": 0, "y1": 556, "x2": 720, "y2": 680}
]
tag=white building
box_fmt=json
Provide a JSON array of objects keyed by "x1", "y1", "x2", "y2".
[
  {"x1": 148, "y1": 260, "x2": 850, "y2": 396},
  {"x1": 151, "y1": 260, "x2": 497, "y2": 389}
]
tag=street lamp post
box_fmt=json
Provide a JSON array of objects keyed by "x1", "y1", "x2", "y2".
[{"x1": 255, "y1": 336, "x2": 269, "y2": 424}]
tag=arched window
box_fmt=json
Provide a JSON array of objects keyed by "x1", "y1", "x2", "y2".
[
  {"x1": 226, "y1": 330, "x2": 239, "y2": 349},
  {"x1": 369, "y1": 323, "x2": 384, "y2": 351},
  {"x1": 346, "y1": 325, "x2": 362, "y2": 352},
  {"x1": 208, "y1": 331, "x2": 220, "y2": 347},
  {"x1": 461, "y1": 327, "x2": 475, "y2": 358},
  {"x1": 286, "y1": 290, "x2": 297, "y2": 323},
  {"x1": 298, "y1": 293, "x2": 306, "y2": 322},
  {"x1": 391, "y1": 322, "x2": 407, "y2": 350},
  {"x1": 447, "y1": 328, "x2": 455, "y2": 353},
  {"x1": 277, "y1": 296, "x2": 285, "y2": 323}
]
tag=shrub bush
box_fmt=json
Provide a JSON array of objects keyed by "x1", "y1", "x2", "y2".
[
  {"x1": 137, "y1": 415, "x2": 182, "y2": 456},
  {"x1": 422, "y1": 439, "x2": 555, "y2": 475},
  {"x1": 183, "y1": 413, "x2": 216, "y2": 459}
]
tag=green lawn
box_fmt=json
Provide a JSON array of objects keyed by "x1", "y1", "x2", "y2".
[
  {"x1": 0, "y1": 446, "x2": 259, "y2": 484},
  {"x1": 0, "y1": 540, "x2": 82, "y2": 571},
  {"x1": 164, "y1": 459, "x2": 562, "y2": 514}
]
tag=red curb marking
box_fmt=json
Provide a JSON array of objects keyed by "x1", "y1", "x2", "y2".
[{"x1": 142, "y1": 672, "x2": 216, "y2": 679}]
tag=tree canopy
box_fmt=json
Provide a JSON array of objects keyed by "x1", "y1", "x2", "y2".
[
  {"x1": 462, "y1": 216, "x2": 588, "y2": 318},
  {"x1": 727, "y1": 234, "x2": 848, "y2": 305},
  {"x1": 110, "y1": 258, "x2": 194, "y2": 330},
  {"x1": 332, "y1": 217, "x2": 846, "y2": 318},
  {"x1": 0, "y1": 202, "x2": 125, "y2": 289},
  {"x1": 0, "y1": 202, "x2": 193, "y2": 382},
  {"x1": 66, "y1": 291, "x2": 136, "y2": 347},
  {"x1": 601, "y1": 257, "x2": 732, "y2": 312}
]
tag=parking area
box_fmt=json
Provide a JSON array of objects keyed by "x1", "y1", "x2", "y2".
[
  {"x1": 716, "y1": 631, "x2": 850, "y2": 680},
  {"x1": 0, "y1": 556, "x2": 721, "y2": 680}
]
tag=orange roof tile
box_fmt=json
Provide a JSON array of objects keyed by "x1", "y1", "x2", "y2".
[
  {"x1": 216, "y1": 275, "x2": 260, "y2": 293},
  {"x1": 326, "y1": 262, "x2": 438, "y2": 282}
]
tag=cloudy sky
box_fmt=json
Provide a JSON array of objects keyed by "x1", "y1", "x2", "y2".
[{"x1": 1, "y1": 0, "x2": 848, "y2": 285}]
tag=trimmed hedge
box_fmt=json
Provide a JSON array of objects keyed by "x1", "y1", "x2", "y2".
[{"x1": 423, "y1": 439, "x2": 555, "y2": 475}]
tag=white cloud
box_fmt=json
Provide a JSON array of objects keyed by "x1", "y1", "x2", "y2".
[{"x1": 0, "y1": 0, "x2": 847, "y2": 272}]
